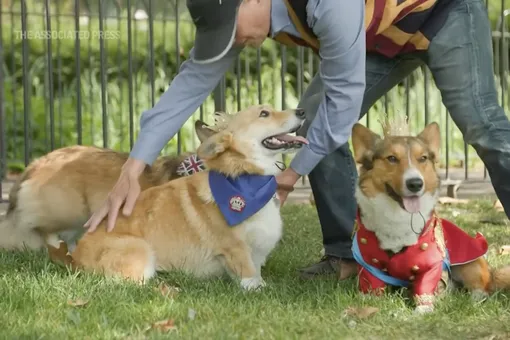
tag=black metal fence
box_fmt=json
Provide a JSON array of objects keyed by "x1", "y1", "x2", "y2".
[{"x1": 0, "y1": 0, "x2": 509, "y2": 201}]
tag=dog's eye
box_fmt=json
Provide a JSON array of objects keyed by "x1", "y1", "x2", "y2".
[
  {"x1": 418, "y1": 155, "x2": 428, "y2": 163},
  {"x1": 259, "y1": 110, "x2": 270, "y2": 118},
  {"x1": 386, "y1": 155, "x2": 398, "y2": 164}
]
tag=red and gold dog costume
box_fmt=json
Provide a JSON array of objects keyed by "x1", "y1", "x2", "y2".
[{"x1": 352, "y1": 210, "x2": 488, "y2": 306}]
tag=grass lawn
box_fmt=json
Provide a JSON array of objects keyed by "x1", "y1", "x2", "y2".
[{"x1": 1, "y1": 199, "x2": 510, "y2": 339}]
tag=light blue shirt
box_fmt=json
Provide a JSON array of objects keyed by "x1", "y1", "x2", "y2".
[{"x1": 130, "y1": 0, "x2": 366, "y2": 176}]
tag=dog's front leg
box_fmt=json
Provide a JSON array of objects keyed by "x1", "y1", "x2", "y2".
[
  {"x1": 412, "y1": 262, "x2": 443, "y2": 314},
  {"x1": 358, "y1": 267, "x2": 386, "y2": 295},
  {"x1": 220, "y1": 243, "x2": 264, "y2": 291}
]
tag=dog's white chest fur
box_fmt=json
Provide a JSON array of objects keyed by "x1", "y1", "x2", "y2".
[
  {"x1": 355, "y1": 188, "x2": 437, "y2": 253},
  {"x1": 241, "y1": 196, "x2": 283, "y2": 266}
]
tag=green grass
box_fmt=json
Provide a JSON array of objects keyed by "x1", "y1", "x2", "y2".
[{"x1": 1, "y1": 200, "x2": 510, "y2": 339}]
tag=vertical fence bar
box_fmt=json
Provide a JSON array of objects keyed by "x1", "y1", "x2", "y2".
[
  {"x1": 87, "y1": 6, "x2": 95, "y2": 145},
  {"x1": 236, "y1": 56, "x2": 242, "y2": 111},
  {"x1": 297, "y1": 47, "x2": 304, "y2": 99},
  {"x1": 175, "y1": 0, "x2": 183, "y2": 154},
  {"x1": 244, "y1": 51, "x2": 251, "y2": 101},
  {"x1": 114, "y1": 4, "x2": 124, "y2": 150},
  {"x1": 9, "y1": 3, "x2": 17, "y2": 161},
  {"x1": 423, "y1": 67, "x2": 429, "y2": 125},
  {"x1": 280, "y1": 46, "x2": 287, "y2": 110},
  {"x1": 74, "y1": 0, "x2": 83, "y2": 145},
  {"x1": 214, "y1": 79, "x2": 227, "y2": 113},
  {"x1": 99, "y1": 0, "x2": 108, "y2": 148},
  {"x1": 45, "y1": 0, "x2": 55, "y2": 151},
  {"x1": 405, "y1": 78, "x2": 410, "y2": 117},
  {"x1": 149, "y1": 0, "x2": 155, "y2": 108},
  {"x1": 0, "y1": 2, "x2": 5, "y2": 199},
  {"x1": 42, "y1": 13, "x2": 49, "y2": 153},
  {"x1": 445, "y1": 108, "x2": 450, "y2": 178},
  {"x1": 464, "y1": 142, "x2": 469, "y2": 179},
  {"x1": 127, "y1": 0, "x2": 134, "y2": 149},
  {"x1": 21, "y1": 0, "x2": 31, "y2": 167},
  {"x1": 499, "y1": 0, "x2": 504, "y2": 108},
  {"x1": 256, "y1": 48, "x2": 262, "y2": 104},
  {"x1": 57, "y1": 2, "x2": 64, "y2": 147}
]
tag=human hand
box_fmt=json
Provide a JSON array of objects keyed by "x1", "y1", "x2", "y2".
[
  {"x1": 83, "y1": 158, "x2": 146, "y2": 233},
  {"x1": 275, "y1": 167, "x2": 300, "y2": 206}
]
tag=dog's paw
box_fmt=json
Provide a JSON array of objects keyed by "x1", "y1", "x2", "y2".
[
  {"x1": 240, "y1": 277, "x2": 266, "y2": 291},
  {"x1": 470, "y1": 289, "x2": 489, "y2": 303},
  {"x1": 414, "y1": 304, "x2": 434, "y2": 315}
]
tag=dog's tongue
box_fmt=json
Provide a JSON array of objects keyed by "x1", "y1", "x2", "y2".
[
  {"x1": 403, "y1": 196, "x2": 421, "y2": 214},
  {"x1": 275, "y1": 134, "x2": 309, "y2": 144}
]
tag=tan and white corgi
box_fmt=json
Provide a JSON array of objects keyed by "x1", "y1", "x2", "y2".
[
  {"x1": 351, "y1": 120, "x2": 510, "y2": 314},
  {"x1": 0, "y1": 122, "x2": 214, "y2": 252},
  {"x1": 48, "y1": 104, "x2": 308, "y2": 290}
]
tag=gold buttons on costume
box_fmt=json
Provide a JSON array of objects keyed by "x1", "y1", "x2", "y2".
[
  {"x1": 420, "y1": 243, "x2": 429, "y2": 250},
  {"x1": 409, "y1": 275, "x2": 415, "y2": 280},
  {"x1": 411, "y1": 265, "x2": 420, "y2": 272},
  {"x1": 360, "y1": 238, "x2": 367, "y2": 244},
  {"x1": 382, "y1": 268, "x2": 388, "y2": 272},
  {"x1": 372, "y1": 258, "x2": 379, "y2": 264}
]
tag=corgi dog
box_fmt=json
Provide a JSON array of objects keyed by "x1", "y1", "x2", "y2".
[
  {"x1": 350, "y1": 120, "x2": 510, "y2": 314},
  {"x1": 48, "y1": 104, "x2": 308, "y2": 290},
  {"x1": 0, "y1": 122, "x2": 214, "y2": 252}
]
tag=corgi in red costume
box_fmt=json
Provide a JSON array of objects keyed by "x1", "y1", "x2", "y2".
[{"x1": 350, "y1": 120, "x2": 510, "y2": 314}]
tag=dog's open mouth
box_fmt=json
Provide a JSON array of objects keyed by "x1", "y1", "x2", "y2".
[
  {"x1": 385, "y1": 183, "x2": 421, "y2": 214},
  {"x1": 262, "y1": 126, "x2": 309, "y2": 150}
]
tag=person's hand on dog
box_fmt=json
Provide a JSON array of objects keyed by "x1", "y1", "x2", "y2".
[
  {"x1": 276, "y1": 168, "x2": 300, "y2": 206},
  {"x1": 84, "y1": 158, "x2": 146, "y2": 233}
]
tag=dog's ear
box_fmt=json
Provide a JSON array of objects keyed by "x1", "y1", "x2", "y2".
[
  {"x1": 418, "y1": 122, "x2": 441, "y2": 161},
  {"x1": 351, "y1": 123, "x2": 381, "y2": 165},
  {"x1": 196, "y1": 131, "x2": 233, "y2": 160},
  {"x1": 195, "y1": 120, "x2": 218, "y2": 143}
]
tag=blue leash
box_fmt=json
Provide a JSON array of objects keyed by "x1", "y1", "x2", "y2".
[{"x1": 351, "y1": 231, "x2": 451, "y2": 288}]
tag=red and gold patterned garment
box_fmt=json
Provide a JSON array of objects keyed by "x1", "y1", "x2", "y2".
[{"x1": 352, "y1": 210, "x2": 488, "y2": 305}]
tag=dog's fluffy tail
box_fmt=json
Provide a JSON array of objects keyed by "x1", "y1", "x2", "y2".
[{"x1": 489, "y1": 265, "x2": 510, "y2": 292}]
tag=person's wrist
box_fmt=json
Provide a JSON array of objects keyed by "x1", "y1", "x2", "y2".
[
  {"x1": 122, "y1": 158, "x2": 146, "y2": 178},
  {"x1": 286, "y1": 167, "x2": 301, "y2": 183}
]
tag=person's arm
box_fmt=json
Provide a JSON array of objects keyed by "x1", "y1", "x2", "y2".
[
  {"x1": 289, "y1": 0, "x2": 366, "y2": 176},
  {"x1": 84, "y1": 45, "x2": 242, "y2": 233},
  {"x1": 129, "y1": 45, "x2": 243, "y2": 166}
]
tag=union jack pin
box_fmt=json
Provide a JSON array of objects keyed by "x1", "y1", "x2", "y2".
[{"x1": 176, "y1": 154, "x2": 207, "y2": 176}]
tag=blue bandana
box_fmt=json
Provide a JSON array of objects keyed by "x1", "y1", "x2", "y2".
[{"x1": 209, "y1": 170, "x2": 278, "y2": 226}]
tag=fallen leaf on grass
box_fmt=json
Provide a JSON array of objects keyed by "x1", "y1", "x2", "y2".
[
  {"x1": 188, "y1": 308, "x2": 196, "y2": 321},
  {"x1": 499, "y1": 246, "x2": 510, "y2": 255},
  {"x1": 438, "y1": 197, "x2": 469, "y2": 205},
  {"x1": 146, "y1": 319, "x2": 177, "y2": 333},
  {"x1": 155, "y1": 283, "x2": 180, "y2": 298},
  {"x1": 67, "y1": 298, "x2": 89, "y2": 307},
  {"x1": 344, "y1": 306, "x2": 379, "y2": 319},
  {"x1": 493, "y1": 200, "x2": 504, "y2": 213}
]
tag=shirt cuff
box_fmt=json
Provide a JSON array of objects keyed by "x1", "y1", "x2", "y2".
[
  {"x1": 129, "y1": 131, "x2": 162, "y2": 166},
  {"x1": 289, "y1": 144, "x2": 325, "y2": 176}
]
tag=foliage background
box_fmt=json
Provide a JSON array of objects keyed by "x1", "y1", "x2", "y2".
[{"x1": 1, "y1": 0, "x2": 509, "y2": 172}]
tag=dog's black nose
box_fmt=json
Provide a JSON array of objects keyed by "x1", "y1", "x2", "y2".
[
  {"x1": 406, "y1": 178, "x2": 424, "y2": 193},
  {"x1": 295, "y1": 108, "x2": 305, "y2": 118}
]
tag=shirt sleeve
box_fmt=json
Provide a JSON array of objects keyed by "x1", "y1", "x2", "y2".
[
  {"x1": 129, "y1": 46, "x2": 242, "y2": 165},
  {"x1": 290, "y1": 0, "x2": 366, "y2": 176}
]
